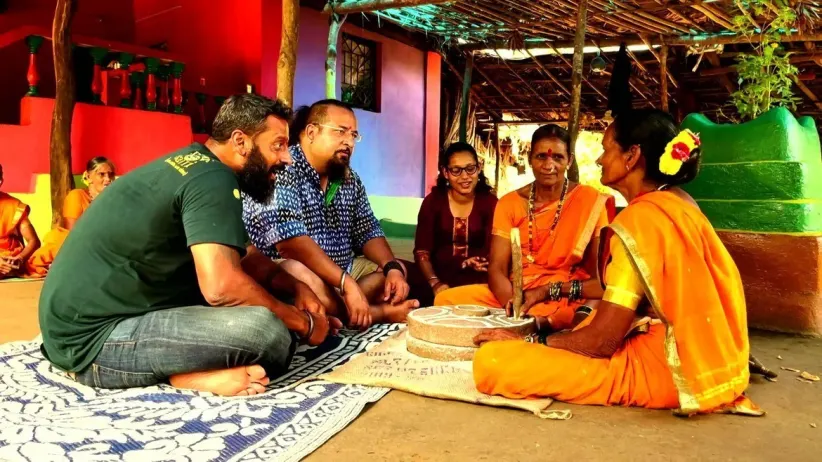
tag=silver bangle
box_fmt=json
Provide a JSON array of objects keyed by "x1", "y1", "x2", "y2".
[
  {"x1": 303, "y1": 311, "x2": 315, "y2": 342},
  {"x1": 339, "y1": 272, "x2": 347, "y2": 296}
]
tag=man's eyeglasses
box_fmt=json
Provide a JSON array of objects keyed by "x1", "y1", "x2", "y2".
[
  {"x1": 314, "y1": 124, "x2": 363, "y2": 143},
  {"x1": 446, "y1": 164, "x2": 480, "y2": 176}
]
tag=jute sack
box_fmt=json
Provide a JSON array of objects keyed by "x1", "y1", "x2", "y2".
[{"x1": 318, "y1": 329, "x2": 572, "y2": 420}]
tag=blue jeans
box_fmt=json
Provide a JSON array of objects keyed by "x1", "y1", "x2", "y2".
[{"x1": 73, "y1": 305, "x2": 296, "y2": 389}]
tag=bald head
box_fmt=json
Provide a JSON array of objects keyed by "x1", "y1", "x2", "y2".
[{"x1": 306, "y1": 99, "x2": 355, "y2": 126}]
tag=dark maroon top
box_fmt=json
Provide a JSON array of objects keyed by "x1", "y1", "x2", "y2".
[{"x1": 413, "y1": 189, "x2": 498, "y2": 288}]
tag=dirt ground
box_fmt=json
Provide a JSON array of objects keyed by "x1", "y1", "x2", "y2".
[{"x1": 2, "y1": 281, "x2": 821, "y2": 461}]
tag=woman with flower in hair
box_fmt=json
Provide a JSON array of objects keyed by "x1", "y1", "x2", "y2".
[{"x1": 473, "y1": 110, "x2": 761, "y2": 415}]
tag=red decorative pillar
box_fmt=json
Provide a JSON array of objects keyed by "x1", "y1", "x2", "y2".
[
  {"x1": 118, "y1": 53, "x2": 134, "y2": 108},
  {"x1": 171, "y1": 62, "x2": 185, "y2": 114},
  {"x1": 90, "y1": 47, "x2": 107, "y2": 104},
  {"x1": 158, "y1": 65, "x2": 170, "y2": 112},
  {"x1": 196, "y1": 92, "x2": 207, "y2": 133},
  {"x1": 131, "y1": 72, "x2": 144, "y2": 110},
  {"x1": 25, "y1": 36, "x2": 45, "y2": 96},
  {"x1": 145, "y1": 58, "x2": 159, "y2": 110}
]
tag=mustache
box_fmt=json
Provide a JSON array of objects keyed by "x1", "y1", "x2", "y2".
[{"x1": 335, "y1": 148, "x2": 352, "y2": 156}]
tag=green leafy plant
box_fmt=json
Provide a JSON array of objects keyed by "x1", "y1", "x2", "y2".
[{"x1": 731, "y1": 0, "x2": 801, "y2": 120}]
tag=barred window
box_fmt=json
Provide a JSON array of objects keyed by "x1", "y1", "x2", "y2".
[{"x1": 341, "y1": 34, "x2": 378, "y2": 112}]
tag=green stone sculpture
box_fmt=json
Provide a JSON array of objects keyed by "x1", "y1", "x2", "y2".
[{"x1": 681, "y1": 108, "x2": 822, "y2": 234}]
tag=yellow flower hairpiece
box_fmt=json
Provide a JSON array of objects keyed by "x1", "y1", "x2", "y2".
[{"x1": 659, "y1": 129, "x2": 700, "y2": 176}]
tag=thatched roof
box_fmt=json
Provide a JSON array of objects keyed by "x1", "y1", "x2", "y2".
[{"x1": 327, "y1": 0, "x2": 822, "y2": 130}]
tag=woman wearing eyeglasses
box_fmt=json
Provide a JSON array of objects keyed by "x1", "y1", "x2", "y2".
[{"x1": 409, "y1": 142, "x2": 497, "y2": 306}]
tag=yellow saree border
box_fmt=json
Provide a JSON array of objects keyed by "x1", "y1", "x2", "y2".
[
  {"x1": 570, "y1": 193, "x2": 608, "y2": 261},
  {"x1": 608, "y1": 222, "x2": 701, "y2": 415}
]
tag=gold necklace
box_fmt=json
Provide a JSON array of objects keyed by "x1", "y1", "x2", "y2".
[{"x1": 527, "y1": 179, "x2": 568, "y2": 263}]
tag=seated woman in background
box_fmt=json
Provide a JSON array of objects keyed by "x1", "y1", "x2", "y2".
[
  {"x1": 63, "y1": 157, "x2": 116, "y2": 229},
  {"x1": 473, "y1": 110, "x2": 760, "y2": 415},
  {"x1": 435, "y1": 125, "x2": 615, "y2": 332},
  {"x1": 0, "y1": 164, "x2": 41, "y2": 279},
  {"x1": 26, "y1": 157, "x2": 115, "y2": 277},
  {"x1": 406, "y1": 142, "x2": 497, "y2": 307}
]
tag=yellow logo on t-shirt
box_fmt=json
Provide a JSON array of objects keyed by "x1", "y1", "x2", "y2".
[
  {"x1": 165, "y1": 151, "x2": 212, "y2": 176},
  {"x1": 233, "y1": 189, "x2": 240, "y2": 199}
]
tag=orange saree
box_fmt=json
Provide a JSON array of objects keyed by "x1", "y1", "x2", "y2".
[
  {"x1": 473, "y1": 191, "x2": 760, "y2": 415},
  {"x1": 434, "y1": 184, "x2": 615, "y2": 330},
  {"x1": 25, "y1": 189, "x2": 88, "y2": 277},
  {"x1": 0, "y1": 192, "x2": 31, "y2": 278}
]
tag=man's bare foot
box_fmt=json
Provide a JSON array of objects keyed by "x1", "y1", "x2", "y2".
[
  {"x1": 169, "y1": 365, "x2": 270, "y2": 396},
  {"x1": 371, "y1": 299, "x2": 420, "y2": 324}
]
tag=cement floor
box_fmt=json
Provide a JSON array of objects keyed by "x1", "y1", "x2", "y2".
[{"x1": 2, "y1": 281, "x2": 820, "y2": 461}]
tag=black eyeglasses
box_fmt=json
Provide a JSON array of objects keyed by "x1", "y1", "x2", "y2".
[{"x1": 446, "y1": 164, "x2": 480, "y2": 176}]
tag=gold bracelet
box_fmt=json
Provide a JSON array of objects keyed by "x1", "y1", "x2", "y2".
[{"x1": 339, "y1": 272, "x2": 347, "y2": 296}]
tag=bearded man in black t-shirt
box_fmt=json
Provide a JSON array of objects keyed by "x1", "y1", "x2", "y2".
[{"x1": 39, "y1": 94, "x2": 339, "y2": 396}]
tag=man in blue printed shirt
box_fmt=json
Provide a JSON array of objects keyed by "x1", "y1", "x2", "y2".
[{"x1": 244, "y1": 100, "x2": 419, "y2": 329}]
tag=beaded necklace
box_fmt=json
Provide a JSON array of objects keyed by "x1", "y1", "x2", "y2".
[{"x1": 527, "y1": 178, "x2": 568, "y2": 263}]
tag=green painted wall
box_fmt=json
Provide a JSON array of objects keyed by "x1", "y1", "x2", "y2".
[
  {"x1": 681, "y1": 108, "x2": 822, "y2": 233},
  {"x1": 368, "y1": 195, "x2": 422, "y2": 239}
]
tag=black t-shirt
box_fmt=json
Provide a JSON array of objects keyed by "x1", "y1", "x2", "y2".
[{"x1": 39, "y1": 143, "x2": 247, "y2": 372}]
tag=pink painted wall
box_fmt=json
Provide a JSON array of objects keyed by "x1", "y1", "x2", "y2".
[{"x1": 294, "y1": 8, "x2": 427, "y2": 197}]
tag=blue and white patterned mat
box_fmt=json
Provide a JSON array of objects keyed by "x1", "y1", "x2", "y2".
[{"x1": 0, "y1": 324, "x2": 402, "y2": 461}]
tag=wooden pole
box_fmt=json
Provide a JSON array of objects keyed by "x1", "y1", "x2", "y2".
[
  {"x1": 494, "y1": 122, "x2": 501, "y2": 191},
  {"x1": 49, "y1": 0, "x2": 76, "y2": 227},
  {"x1": 660, "y1": 45, "x2": 669, "y2": 112},
  {"x1": 323, "y1": 0, "x2": 454, "y2": 14},
  {"x1": 278, "y1": 0, "x2": 299, "y2": 106},
  {"x1": 567, "y1": 0, "x2": 588, "y2": 184},
  {"x1": 326, "y1": 12, "x2": 347, "y2": 99},
  {"x1": 458, "y1": 53, "x2": 473, "y2": 143}
]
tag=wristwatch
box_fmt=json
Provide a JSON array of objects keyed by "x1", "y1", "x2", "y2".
[{"x1": 382, "y1": 260, "x2": 406, "y2": 278}]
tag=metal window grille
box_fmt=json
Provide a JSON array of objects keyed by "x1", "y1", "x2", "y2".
[{"x1": 341, "y1": 34, "x2": 377, "y2": 111}]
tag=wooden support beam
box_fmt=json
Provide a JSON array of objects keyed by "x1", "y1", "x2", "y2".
[
  {"x1": 494, "y1": 122, "x2": 501, "y2": 190},
  {"x1": 689, "y1": 4, "x2": 735, "y2": 30},
  {"x1": 660, "y1": 45, "x2": 669, "y2": 111},
  {"x1": 459, "y1": 53, "x2": 473, "y2": 142},
  {"x1": 441, "y1": 54, "x2": 501, "y2": 120},
  {"x1": 49, "y1": 0, "x2": 75, "y2": 226},
  {"x1": 705, "y1": 52, "x2": 736, "y2": 96},
  {"x1": 567, "y1": 0, "x2": 587, "y2": 184},
  {"x1": 493, "y1": 49, "x2": 555, "y2": 108},
  {"x1": 794, "y1": 77, "x2": 822, "y2": 111},
  {"x1": 525, "y1": 49, "x2": 572, "y2": 98},
  {"x1": 472, "y1": 64, "x2": 516, "y2": 107},
  {"x1": 461, "y1": 32, "x2": 822, "y2": 51},
  {"x1": 638, "y1": 34, "x2": 679, "y2": 88},
  {"x1": 278, "y1": 0, "x2": 299, "y2": 106},
  {"x1": 326, "y1": 13, "x2": 347, "y2": 99},
  {"x1": 323, "y1": 0, "x2": 454, "y2": 14},
  {"x1": 546, "y1": 43, "x2": 608, "y2": 100}
]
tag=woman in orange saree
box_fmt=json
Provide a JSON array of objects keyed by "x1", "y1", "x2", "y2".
[
  {"x1": 0, "y1": 164, "x2": 41, "y2": 279},
  {"x1": 27, "y1": 157, "x2": 115, "y2": 277},
  {"x1": 472, "y1": 110, "x2": 761, "y2": 416},
  {"x1": 434, "y1": 125, "x2": 616, "y2": 332}
]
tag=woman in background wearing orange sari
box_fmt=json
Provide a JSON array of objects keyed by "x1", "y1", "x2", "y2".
[
  {"x1": 0, "y1": 164, "x2": 41, "y2": 279},
  {"x1": 473, "y1": 110, "x2": 761, "y2": 416},
  {"x1": 434, "y1": 125, "x2": 615, "y2": 332},
  {"x1": 27, "y1": 157, "x2": 115, "y2": 276},
  {"x1": 62, "y1": 157, "x2": 115, "y2": 230}
]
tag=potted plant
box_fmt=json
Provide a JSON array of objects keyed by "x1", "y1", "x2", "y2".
[{"x1": 730, "y1": 0, "x2": 800, "y2": 120}]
